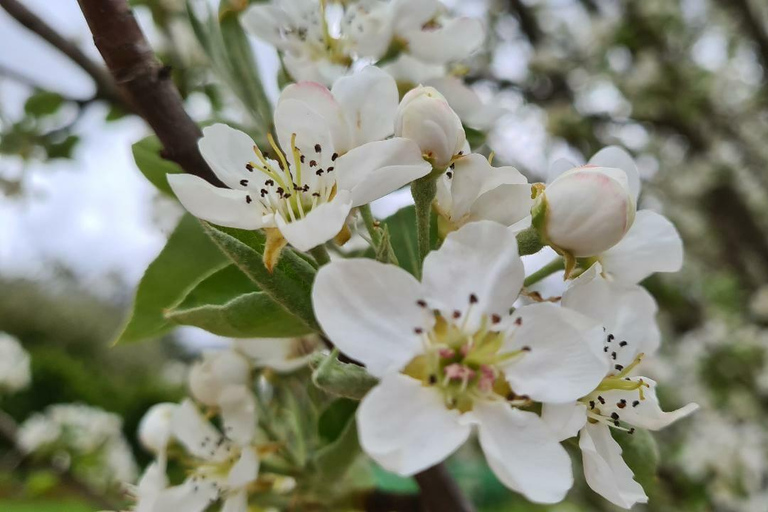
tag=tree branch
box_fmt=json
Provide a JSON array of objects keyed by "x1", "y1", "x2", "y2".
[
  {"x1": 713, "y1": 0, "x2": 768, "y2": 77},
  {"x1": 0, "y1": 0, "x2": 125, "y2": 107},
  {"x1": 414, "y1": 463, "x2": 476, "y2": 512},
  {"x1": 76, "y1": 0, "x2": 222, "y2": 186}
]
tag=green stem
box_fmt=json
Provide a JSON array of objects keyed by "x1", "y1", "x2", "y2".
[
  {"x1": 359, "y1": 204, "x2": 382, "y2": 248},
  {"x1": 524, "y1": 258, "x2": 565, "y2": 287},
  {"x1": 411, "y1": 176, "x2": 437, "y2": 276},
  {"x1": 309, "y1": 245, "x2": 331, "y2": 266}
]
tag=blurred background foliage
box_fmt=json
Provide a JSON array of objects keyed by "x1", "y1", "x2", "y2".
[{"x1": 2, "y1": 0, "x2": 768, "y2": 510}]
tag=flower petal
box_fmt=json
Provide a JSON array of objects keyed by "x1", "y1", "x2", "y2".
[
  {"x1": 562, "y1": 263, "x2": 660, "y2": 364},
  {"x1": 422, "y1": 221, "x2": 524, "y2": 332},
  {"x1": 235, "y1": 336, "x2": 319, "y2": 373},
  {"x1": 357, "y1": 374, "x2": 471, "y2": 475},
  {"x1": 334, "y1": 138, "x2": 431, "y2": 207},
  {"x1": 151, "y1": 479, "x2": 218, "y2": 512},
  {"x1": 595, "y1": 377, "x2": 699, "y2": 431},
  {"x1": 589, "y1": 146, "x2": 640, "y2": 202},
  {"x1": 541, "y1": 402, "x2": 588, "y2": 442},
  {"x1": 168, "y1": 174, "x2": 270, "y2": 230},
  {"x1": 197, "y1": 124, "x2": 260, "y2": 190},
  {"x1": 475, "y1": 401, "x2": 573, "y2": 504},
  {"x1": 502, "y1": 303, "x2": 608, "y2": 403},
  {"x1": 469, "y1": 184, "x2": 533, "y2": 227},
  {"x1": 227, "y1": 447, "x2": 260, "y2": 490},
  {"x1": 218, "y1": 385, "x2": 257, "y2": 446},
  {"x1": 391, "y1": 0, "x2": 440, "y2": 33},
  {"x1": 275, "y1": 190, "x2": 352, "y2": 251},
  {"x1": 276, "y1": 81, "x2": 350, "y2": 155},
  {"x1": 221, "y1": 489, "x2": 249, "y2": 512},
  {"x1": 312, "y1": 259, "x2": 432, "y2": 377},
  {"x1": 427, "y1": 76, "x2": 507, "y2": 130},
  {"x1": 579, "y1": 422, "x2": 648, "y2": 509},
  {"x1": 405, "y1": 18, "x2": 485, "y2": 64},
  {"x1": 331, "y1": 66, "x2": 399, "y2": 146},
  {"x1": 547, "y1": 158, "x2": 576, "y2": 183},
  {"x1": 601, "y1": 210, "x2": 683, "y2": 284},
  {"x1": 171, "y1": 400, "x2": 225, "y2": 461}
]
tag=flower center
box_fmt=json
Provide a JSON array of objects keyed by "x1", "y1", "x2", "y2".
[
  {"x1": 242, "y1": 133, "x2": 339, "y2": 224},
  {"x1": 403, "y1": 297, "x2": 531, "y2": 412}
]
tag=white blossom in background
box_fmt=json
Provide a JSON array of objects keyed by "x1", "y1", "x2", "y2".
[
  {"x1": 0, "y1": 332, "x2": 31, "y2": 393},
  {"x1": 434, "y1": 153, "x2": 532, "y2": 235},
  {"x1": 547, "y1": 147, "x2": 683, "y2": 281},
  {"x1": 138, "y1": 403, "x2": 177, "y2": 457},
  {"x1": 17, "y1": 404, "x2": 138, "y2": 489},
  {"x1": 313, "y1": 221, "x2": 609, "y2": 503},
  {"x1": 169, "y1": 67, "x2": 430, "y2": 253},
  {"x1": 395, "y1": 85, "x2": 466, "y2": 168},
  {"x1": 542, "y1": 264, "x2": 698, "y2": 509},
  {"x1": 234, "y1": 334, "x2": 322, "y2": 373},
  {"x1": 241, "y1": 0, "x2": 485, "y2": 86}
]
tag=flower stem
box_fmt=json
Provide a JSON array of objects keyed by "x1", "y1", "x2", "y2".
[
  {"x1": 359, "y1": 204, "x2": 382, "y2": 248},
  {"x1": 411, "y1": 176, "x2": 437, "y2": 276},
  {"x1": 310, "y1": 245, "x2": 331, "y2": 266},
  {"x1": 524, "y1": 257, "x2": 565, "y2": 287},
  {"x1": 414, "y1": 463, "x2": 476, "y2": 512}
]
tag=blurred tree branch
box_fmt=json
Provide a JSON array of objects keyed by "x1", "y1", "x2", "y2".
[
  {"x1": 0, "y1": 0, "x2": 127, "y2": 108},
  {"x1": 713, "y1": 0, "x2": 768, "y2": 75}
]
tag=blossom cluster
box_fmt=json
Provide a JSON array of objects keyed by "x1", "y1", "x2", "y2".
[
  {"x1": 133, "y1": 0, "x2": 698, "y2": 510},
  {"x1": 0, "y1": 332, "x2": 31, "y2": 394},
  {"x1": 17, "y1": 403, "x2": 138, "y2": 490}
]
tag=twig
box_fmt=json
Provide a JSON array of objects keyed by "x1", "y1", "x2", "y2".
[
  {"x1": 76, "y1": 0, "x2": 222, "y2": 186},
  {"x1": 414, "y1": 463, "x2": 476, "y2": 512},
  {"x1": 0, "y1": 409, "x2": 119, "y2": 510},
  {"x1": 0, "y1": 0, "x2": 125, "y2": 107}
]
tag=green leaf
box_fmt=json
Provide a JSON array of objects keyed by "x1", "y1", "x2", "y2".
[
  {"x1": 317, "y1": 398, "x2": 358, "y2": 442},
  {"x1": 203, "y1": 224, "x2": 319, "y2": 330},
  {"x1": 45, "y1": 135, "x2": 79, "y2": 160},
  {"x1": 115, "y1": 215, "x2": 229, "y2": 344},
  {"x1": 310, "y1": 353, "x2": 378, "y2": 400},
  {"x1": 377, "y1": 205, "x2": 438, "y2": 277},
  {"x1": 166, "y1": 264, "x2": 312, "y2": 337},
  {"x1": 132, "y1": 136, "x2": 184, "y2": 196},
  {"x1": 614, "y1": 428, "x2": 660, "y2": 497},
  {"x1": 313, "y1": 399, "x2": 361, "y2": 482},
  {"x1": 24, "y1": 91, "x2": 64, "y2": 117}
]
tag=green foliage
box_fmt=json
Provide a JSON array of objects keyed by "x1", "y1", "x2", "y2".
[
  {"x1": 203, "y1": 224, "x2": 319, "y2": 331},
  {"x1": 115, "y1": 214, "x2": 228, "y2": 344},
  {"x1": 23, "y1": 91, "x2": 64, "y2": 117},
  {"x1": 166, "y1": 264, "x2": 312, "y2": 337},
  {"x1": 375, "y1": 205, "x2": 438, "y2": 277},
  {"x1": 310, "y1": 353, "x2": 378, "y2": 400},
  {"x1": 131, "y1": 136, "x2": 184, "y2": 197},
  {"x1": 614, "y1": 429, "x2": 660, "y2": 498}
]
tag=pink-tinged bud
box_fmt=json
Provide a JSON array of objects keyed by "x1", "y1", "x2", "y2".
[
  {"x1": 138, "y1": 403, "x2": 177, "y2": 455},
  {"x1": 444, "y1": 363, "x2": 476, "y2": 381},
  {"x1": 395, "y1": 86, "x2": 465, "y2": 168},
  {"x1": 439, "y1": 348, "x2": 456, "y2": 359},
  {"x1": 538, "y1": 166, "x2": 636, "y2": 257},
  {"x1": 188, "y1": 350, "x2": 251, "y2": 407}
]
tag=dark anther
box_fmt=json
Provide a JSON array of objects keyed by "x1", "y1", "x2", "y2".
[
  {"x1": 414, "y1": 327, "x2": 423, "y2": 334},
  {"x1": 246, "y1": 195, "x2": 252, "y2": 204},
  {"x1": 491, "y1": 314, "x2": 501, "y2": 324},
  {"x1": 603, "y1": 346, "x2": 609, "y2": 352},
  {"x1": 316, "y1": 169, "x2": 324, "y2": 176},
  {"x1": 276, "y1": 187, "x2": 284, "y2": 196},
  {"x1": 314, "y1": 143, "x2": 322, "y2": 153},
  {"x1": 607, "y1": 334, "x2": 615, "y2": 342},
  {"x1": 327, "y1": 166, "x2": 334, "y2": 172},
  {"x1": 452, "y1": 310, "x2": 461, "y2": 319},
  {"x1": 310, "y1": 160, "x2": 317, "y2": 167},
  {"x1": 632, "y1": 400, "x2": 640, "y2": 407},
  {"x1": 521, "y1": 346, "x2": 531, "y2": 352},
  {"x1": 617, "y1": 399, "x2": 627, "y2": 409},
  {"x1": 265, "y1": 179, "x2": 274, "y2": 186},
  {"x1": 312, "y1": 192, "x2": 321, "y2": 197},
  {"x1": 469, "y1": 293, "x2": 478, "y2": 304},
  {"x1": 446, "y1": 171, "x2": 453, "y2": 178},
  {"x1": 450, "y1": 163, "x2": 455, "y2": 169},
  {"x1": 300, "y1": 154, "x2": 306, "y2": 163},
  {"x1": 331, "y1": 152, "x2": 339, "y2": 161},
  {"x1": 619, "y1": 341, "x2": 628, "y2": 347},
  {"x1": 416, "y1": 300, "x2": 427, "y2": 307},
  {"x1": 260, "y1": 189, "x2": 267, "y2": 197},
  {"x1": 611, "y1": 412, "x2": 620, "y2": 420},
  {"x1": 303, "y1": 185, "x2": 309, "y2": 192},
  {"x1": 589, "y1": 400, "x2": 595, "y2": 409},
  {"x1": 628, "y1": 428, "x2": 635, "y2": 435},
  {"x1": 613, "y1": 420, "x2": 620, "y2": 427},
  {"x1": 611, "y1": 352, "x2": 617, "y2": 360},
  {"x1": 284, "y1": 193, "x2": 292, "y2": 199},
  {"x1": 598, "y1": 395, "x2": 605, "y2": 404},
  {"x1": 428, "y1": 375, "x2": 437, "y2": 384},
  {"x1": 240, "y1": 179, "x2": 248, "y2": 186},
  {"x1": 245, "y1": 163, "x2": 254, "y2": 172},
  {"x1": 514, "y1": 317, "x2": 523, "y2": 326},
  {"x1": 615, "y1": 364, "x2": 624, "y2": 371}
]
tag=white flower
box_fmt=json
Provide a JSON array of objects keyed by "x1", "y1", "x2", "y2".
[
  {"x1": 234, "y1": 335, "x2": 323, "y2": 373},
  {"x1": 169, "y1": 67, "x2": 430, "y2": 252},
  {"x1": 188, "y1": 350, "x2": 251, "y2": 407},
  {"x1": 345, "y1": 0, "x2": 485, "y2": 65},
  {"x1": 395, "y1": 85, "x2": 465, "y2": 168},
  {"x1": 550, "y1": 147, "x2": 683, "y2": 280},
  {"x1": 312, "y1": 221, "x2": 609, "y2": 503},
  {"x1": 0, "y1": 332, "x2": 31, "y2": 393},
  {"x1": 538, "y1": 150, "x2": 637, "y2": 258},
  {"x1": 542, "y1": 264, "x2": 698, "y2": 509},
  {"x1": 434, "y1": 153, "x2": 532, "y2": 235},
  {"x1": 138, "y1": 403, "x2": 178, "y2": 457}
]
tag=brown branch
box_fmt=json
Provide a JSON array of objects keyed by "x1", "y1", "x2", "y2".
[
  {"x1": 0, "y1": 409, "x2": 119, "y2": 510},
  {"x1": 76, "y1": 0, "x2": 222, "y2": 186},
  {"x1": 0, "y1": 0, "x2": 124, "y2": 107},
  {"x1": 414, "y1": 463, "x2": 476, "y2": 512},
  {"x1": 506, "y1": 0, "x2": 543, "y2": 44}
]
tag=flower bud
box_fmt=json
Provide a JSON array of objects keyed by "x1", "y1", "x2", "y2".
[
  {"x1": 138, "y1": 403, "x2": 177, "y2": 455},
  {"x1": 538, "y1": 165, "x2": 635, "y2": 257},
  {"x1": 395, "y1": 86, "x2": 465, "y2": 168},
  {"x1": 188, "y1": 350, "x2": 251, "y2": 407}
]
